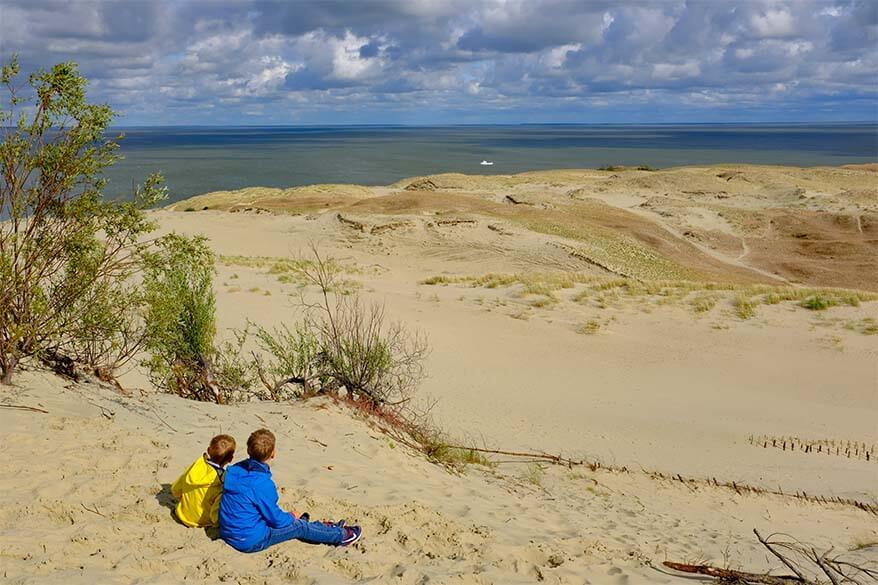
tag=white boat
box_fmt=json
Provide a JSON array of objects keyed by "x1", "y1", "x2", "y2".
[{"x1": 480, "y1": 160, "x2": 494, "y2": 166}]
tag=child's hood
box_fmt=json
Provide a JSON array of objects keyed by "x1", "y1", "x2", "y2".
[
  {"x1": 180, "y1": 454, "x2": 222, "y2": 488},
  {"x1": 222, "y1": 458, "x2": 271, "y2": 495}
]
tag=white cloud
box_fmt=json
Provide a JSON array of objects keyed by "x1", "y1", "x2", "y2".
[
  {"x1": 750, "y1": 8, "x2": 796, "y2": 38},
  {"x1": 1, "y1": 0, "x2": 874, "y2": 123},
  {"x1": 652, "y1": 61, "x2": 701, "y2": 80}
]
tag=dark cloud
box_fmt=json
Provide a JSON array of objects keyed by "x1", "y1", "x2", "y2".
[{"x1": 0, "y1": 0, "x2": 874, "y2": 124}]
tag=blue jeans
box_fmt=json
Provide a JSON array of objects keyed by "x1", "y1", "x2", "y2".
[{"x1": 253, "y1": 518, "x2": 344, "y2": 552}]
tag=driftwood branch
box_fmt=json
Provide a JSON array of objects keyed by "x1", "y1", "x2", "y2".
[
  {"x1": 662, "y1": 561, "x2": 810, "y2": 585},
  {"x1": 756, "y1": 529, "x2": 809, "y2": 581},
  {"x1": 665, "y1": 529, "x2": 878, "y2": 585}
]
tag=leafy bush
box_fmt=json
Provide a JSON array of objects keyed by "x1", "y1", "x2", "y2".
[
  {"x1": 142, "y1": 234, "x2": 223, "y2": 402},
  {"x1": 251, "y1": 322, "x2": 320, "y2": 400},
  {"x1": 0, "y1": 56, "x2": 165, "y2": 384}
]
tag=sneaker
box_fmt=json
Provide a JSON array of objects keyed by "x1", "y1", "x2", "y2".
[
  {"x1": 339, "y1": 525, "x2": 361, "y2": 547},
  {"x1": 327, "y1": 519, "x2": 346, "y2": 529}
]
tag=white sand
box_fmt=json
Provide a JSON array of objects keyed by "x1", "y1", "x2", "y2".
[{"x1": 2, "y1": 373, "x2": 876, "y2": 584}]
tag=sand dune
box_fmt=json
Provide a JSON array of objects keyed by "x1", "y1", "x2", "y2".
[
  {"x1": 2, "y1": 373, "x2": 876, "y2": 584},
  {"x1": 169, "y1": 164, "x2": 878, "y2": 289},
  {"x1": 3, "y1": 165, "x2": 877, "y2": 583}
]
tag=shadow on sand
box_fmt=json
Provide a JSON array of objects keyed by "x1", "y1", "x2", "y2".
[{"x1": 155, "y1": 483, "x2": 220, "y2": 541}]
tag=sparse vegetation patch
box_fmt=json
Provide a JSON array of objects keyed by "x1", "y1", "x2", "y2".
[
  {"x1": 421, "y1": 272, "x2": 878, "y2": 326},
  {"x1": 220, "y1": 254, "x2": 361, "y2": 293}
]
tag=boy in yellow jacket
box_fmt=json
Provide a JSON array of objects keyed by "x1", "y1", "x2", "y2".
[{"x1": 171, "y1": 434, "x2": 236, "y2": 527}]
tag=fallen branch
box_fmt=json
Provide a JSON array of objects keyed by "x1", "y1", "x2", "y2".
[
  {"x1": 665, "y1": 530, "x2": 878, "y2": 585},
  {"x1": 756, "y1": 529, "x2": 808, "y2": 582},
  {"x1": 662, "y1": 561, "x2": 810, "y2": 584},
  {"x1": 0, "y1": 403, "x2": 49, "y2": 414},
  {"x1": 441, "y1": 444, "x2": 586, "y2": 467}
]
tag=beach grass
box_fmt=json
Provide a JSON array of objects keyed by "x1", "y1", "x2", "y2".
[
  {"x1": 421, "y1": 272, "x2": 878, "y2": 319},
  {"x1": 219, "y1": 254, "x2": 361, "y2": 292}
]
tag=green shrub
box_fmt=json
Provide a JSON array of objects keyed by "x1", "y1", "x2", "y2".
[
  {"x1": 0, "y1": 56, "x2": 166, "y2": 384},
  {"x1": 251, "y1": 322, "x2": 320, "y2": 400},
  {"x1": 142, "y1": 235, "x2": 222, "y2": 402}
]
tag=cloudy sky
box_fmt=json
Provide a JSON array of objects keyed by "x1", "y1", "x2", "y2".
[{"x1": 1, "y1": 0, "x2": 875, "y2": 125}]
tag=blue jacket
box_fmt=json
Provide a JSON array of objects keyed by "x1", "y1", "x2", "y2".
[{"x1": 218, "y1": 458, "x2": 294, "y2": 552}]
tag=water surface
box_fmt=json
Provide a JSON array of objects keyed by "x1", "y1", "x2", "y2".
[{"x1": 103, "y1": 124, "x2": 878, "y2": 203}]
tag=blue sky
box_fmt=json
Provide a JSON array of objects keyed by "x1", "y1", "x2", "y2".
[{"x1": 1, "y1": 0, "x2": 876, "y2": 125}]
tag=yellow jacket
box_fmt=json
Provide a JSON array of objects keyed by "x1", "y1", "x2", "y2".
[{"x1": 171, "y1": 454, "x2": 224, "y2": 527}]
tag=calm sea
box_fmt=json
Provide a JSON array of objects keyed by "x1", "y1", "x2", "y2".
[{"x1": 104, "y1": 124, "x2": 878, "y2": 203}]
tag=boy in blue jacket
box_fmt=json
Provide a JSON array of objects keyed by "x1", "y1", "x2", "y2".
[{"x1": 219, "y1": 428, "x2": 361, "y2": 552}]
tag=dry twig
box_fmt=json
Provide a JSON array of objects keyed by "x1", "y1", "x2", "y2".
[{"x1": 0, "y1": 403, "x2": 49, "y2": 414}]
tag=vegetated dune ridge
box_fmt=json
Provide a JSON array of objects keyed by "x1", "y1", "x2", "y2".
[
  {"x1": 1, "y1": 373, "x2": 876, "y2": 585},
  {"x1": 170, "y1": 164, "x2": 878, "y2": 290},
  {"x1": 3, "y1": 164, "x2": 877, "y2": 584}
]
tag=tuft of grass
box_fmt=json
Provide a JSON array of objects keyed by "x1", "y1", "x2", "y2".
[
  {"x1": 800, "y1": 295, "x2": 834, "y2": 311},
  {"x1": 421, "y1": 275, "x2": 457, "y2": 285},
  {"x1": 522, "y1": 463, "x2": 545, "y2": 486},
  {"x1": 734, "y1": 294, "x2": 756, "y2": 319},
  {"x1": 690, "y1": 293, "x2": 718, "y2": 314},
  {"x1": 576, "y1": 320, "x2": 601, "y2": 335},
  {"x1": 845, "y1": 317, "x2": 878, "y2": 335},
  {"x1": 528, "y1": 296, "x2": 556, "y2": 308},
  {"x1": 764, "y1": 292, "x2": 782, "y2": 305},
  {"x1": 849, "y1": 537, "x2": 878, "y2": 552}
]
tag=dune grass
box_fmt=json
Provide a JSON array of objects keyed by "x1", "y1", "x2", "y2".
[
  {"x1": 421, "y1": 272, "x2": 878, "y2": 319},
  {"x1": 845, "y1": 317, "x2": 878, "y2": 335},
  {"x1": 219, "y1": 254, "x2": 361, "y2": 292},
  {"x1": 576, "y1": 320, "x2": 602, "y2": 335}
]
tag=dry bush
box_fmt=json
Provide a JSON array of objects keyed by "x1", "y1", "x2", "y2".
[{"x1": 290, "y1": 246, "x2": 428, "y2": 409}]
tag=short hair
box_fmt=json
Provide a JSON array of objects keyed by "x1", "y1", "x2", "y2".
[
  {"x1": 247, "y1": 429, "x2": 276, "y2": 462},
  {"x1": 207, "y1": 434, "x2": 236, "y2": 466}
]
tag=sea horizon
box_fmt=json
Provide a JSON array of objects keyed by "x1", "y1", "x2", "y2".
[
  {"x1": 100, "y1": 123, "x2": 878, "y2": 203},
  {"x1": 107, "y1": 121, "x2": 878, "y2": 128}
]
